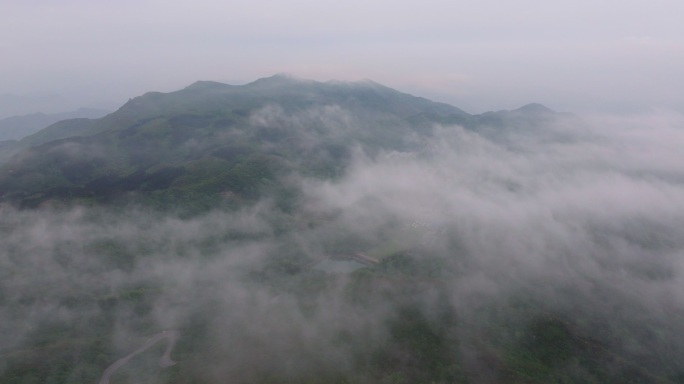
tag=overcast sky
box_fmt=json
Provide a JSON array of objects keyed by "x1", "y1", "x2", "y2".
[{"x1": 1, "y1": 0, "x2": 683, "y2": 117}]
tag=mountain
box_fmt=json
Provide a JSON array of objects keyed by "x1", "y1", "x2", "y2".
[
  {"x1": 0, "y1": 74, "x2": 570, "y2": 214},
  {"x1": 2, "y1": 76, "x2": 684, "y2": 384},
  {"x1": 0, "y1": 107, "x2": 110, "y2": 141},
  {"x1": 0, "y1": 74, "x2": 513, "y2": 210}
]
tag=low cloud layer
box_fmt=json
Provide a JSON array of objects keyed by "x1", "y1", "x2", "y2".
[{"x1": 1, "y1": 109, "x2": 684, "y2": 382}]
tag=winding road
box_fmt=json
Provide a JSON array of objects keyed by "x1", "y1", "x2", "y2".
[{"x1": 98, "y1": 330, "x2": 179, "y2": 384}]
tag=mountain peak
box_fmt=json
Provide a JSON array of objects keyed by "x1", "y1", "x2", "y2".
[
  {"x1": 247, "y1": 73, "x2": 315, "y2": 87},
  {"x1": 183, "y1": 80, "x2": 231, "y2": 91},
  {"x1": 515, "y1": 103, "x2": 554, "y2": 114}
]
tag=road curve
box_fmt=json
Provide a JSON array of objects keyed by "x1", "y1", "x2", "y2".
[{"x1": 98, "y1": 330, "x2": 179, "y2": 384}]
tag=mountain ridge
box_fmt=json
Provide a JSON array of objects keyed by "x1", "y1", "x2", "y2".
[
  {"x1": 0, "y1": 107, "x2": 110, "y2": 142},
  {"x1": 0, "y1": 75, "x2": 557, "y2": 209}
]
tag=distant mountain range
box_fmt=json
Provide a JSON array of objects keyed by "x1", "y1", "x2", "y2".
[
  {"x1": 0, "y1": 74, "x2": 558, "y2": 210},
  {"x1": 0, "y1": 107, "x2": 110, "y2": 141}
]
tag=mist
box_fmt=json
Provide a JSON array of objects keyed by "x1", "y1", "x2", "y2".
[{"x1": 2, "y1": 107, "x2": 684, "y2": 382}]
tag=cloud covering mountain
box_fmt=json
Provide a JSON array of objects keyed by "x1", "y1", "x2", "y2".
[{"x1": 1, "y1": 78, "x2": 684, "y2": 383}]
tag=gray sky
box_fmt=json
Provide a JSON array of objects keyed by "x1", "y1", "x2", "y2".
[{"x1": 1, "y1": 0, "x2": 683, "y2": 117}]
